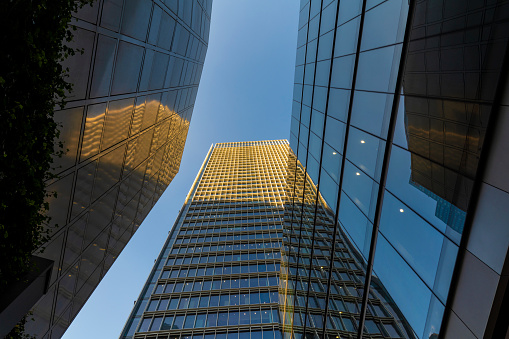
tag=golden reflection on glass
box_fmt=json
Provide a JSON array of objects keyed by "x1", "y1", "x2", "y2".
[
  {"x1": 81, "y1": 103, "x2": 107, "y2": 160},
  {"x1": 102, "y1": 98, "x2": 135, "y2": 150},
  {"x1": 142, "y1": 95, "x2": 161, "y2": 131},
  {"x1": 52, "y1": 107, "x2": 84, "y2": 172}
]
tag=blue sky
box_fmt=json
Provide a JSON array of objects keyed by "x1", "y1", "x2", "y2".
[{"x1": 63, "y1": 1, "x2": 299, "y2": 338}]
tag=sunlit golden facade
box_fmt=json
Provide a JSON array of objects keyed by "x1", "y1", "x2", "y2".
[
  {"x1": 23, "y1": 1, "x2": 212, "y2": 338},
  {"x1": 121, "y1": 140, "x2": 414, "y2": 339},
  {"x1": 121, "y1": 140, "x2": 289, "y2": 339}
]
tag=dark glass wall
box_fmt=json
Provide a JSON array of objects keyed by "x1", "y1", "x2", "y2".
[
  {"x1": 25, "y1": 1, "x2": 212, "y2": 338},
  {"x1": 289, "y1": 0, "x2": 509, "y2": 338}
]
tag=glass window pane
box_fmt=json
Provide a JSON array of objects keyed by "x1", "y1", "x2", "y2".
[
  {"x1": 150, "y1": 316, "x2": 163, "y2": 331},
  {"x1": 373, "y1": 236, "x2": 433, "y2": 336},
  {"x1": 138, "y1": 317, "x2": 151, "y2": 332},
  {"x1": 207, "y1": 312, "x2": 218, "y2": 327},
  {"x1": 173, "y1": 315, "x2": 185, "y2": 329},
  {"x1": 239, "y1": 310, "x2": 250, "y2": 325},
  {"x1": 217, "y1": 312, "x2": 229, "y2": 326},
  {"x1": 228, "y1": 311, "x2": 239, "y2": 326},
  {"x1": 356, "y1": 45, "x2": 401, "y2": 93},
  {"x1": 161, "y1": 315, "x2": 173, "y2": 330},
  {"x1": 184, "y1": 314, "x2": 196, "y2": 328}
]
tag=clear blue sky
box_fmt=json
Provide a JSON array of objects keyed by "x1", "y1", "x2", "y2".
[{"x1": 63, "y1": 1, "x2": 299, "y2": 338}]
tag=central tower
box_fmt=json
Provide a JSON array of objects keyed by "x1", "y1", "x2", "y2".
[
  {"x1": 120, "y1": 140, "x2": 414, "y2": 339},
  {"x1": 120, "y1": 140, "x2": 289, "y2": 338}
]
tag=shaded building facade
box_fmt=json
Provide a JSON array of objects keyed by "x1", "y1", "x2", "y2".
[
  {"x1": 289, "y1": 0, "x2": 509, "y2": 338},
  {"x1": 4, "y1": 1, "x2": 213, "y2": 338},
  {"x1": 120, "y1": 140, "x2": 418, "y2": 339}
]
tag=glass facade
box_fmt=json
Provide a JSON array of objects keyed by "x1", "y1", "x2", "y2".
[
  {"x1": 122, "y1": 140, "x2": 418, "y2": 339},
  {"x1": 24, "y1": 1, "x2": 212, "y2": 338},
  {"x1": 122, "y1": 0, "x2": 509, "y2": 338},
  {"x1": 280, "y1": 150, "x2": 416, "y2": 339},
  {"x1": 289, "y1": 0, "x2": 509, "y2": 338},
  {"x1": 120, "y1": 140, "x2": 289, "y2": 339}
]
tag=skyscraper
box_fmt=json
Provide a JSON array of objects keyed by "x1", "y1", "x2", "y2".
[
  {"x1": 0, "y1": 1, "x2": 212, "y2": 338},
  {"x1": 289, "y1": 0, "x2": 509, "y2": 337},
  {"x1": 120, "y1": 140, "x2": 417, "y2": 339},
  {"x1": 120, "y1": 0, "x2": 509, "y2": 338},
  {"x1": 120, "y1": 140, "x2": 289, "y2": 339}
]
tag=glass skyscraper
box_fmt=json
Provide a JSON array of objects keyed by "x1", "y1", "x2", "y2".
[
  {"x1": 120, "y1": 140, "x2": 289, "y2": 339},
  {"x1": 1, "y1": 1, "x2": 213, "y2": 338},
  {"x1": 122, "y1": 0, "x2": 509, "y2": 338},
  {"x1": 289, "y1": 0, "x2": 509, "y2": 338},
  {"x1": 121, "y1": 140, "x2": 418, "y2": 339}
]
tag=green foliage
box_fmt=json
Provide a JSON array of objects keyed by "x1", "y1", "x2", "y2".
[
  {"x1": 5, "y1": 313, "x2": 36, "y2": 339},
  {"x1": 0, "y1": 0, "x2": 93, "y2": 289}
]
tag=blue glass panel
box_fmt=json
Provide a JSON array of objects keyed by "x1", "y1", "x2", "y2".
[
  {"x1": 308, "y1": 131, "x2": 322, "y2": 161},
  {"x1": 327, "y1": 88, "x2": 349, "y2": 122},
  {"x1": 314, "y1": 61, "x2": 331, "y2": 88},
  {"x1": 356, "y1": 45, "x2": 402, "y2": 93},
  {"x1": 341, "y1": 161, "x2": 379, "y2": 220},
  {"x1": 161, "y1": 315, "x2": 173, "y2": 330},
  {"x1": 337, "y1": 0, "x2": 362, "y2": 25},
  {"x1": 338, "y1": 192, "x2": 372, "y2": 258},
  {"x1": 121, "y1": 0, "x2": 151, "y2": 41},
  {"x1": 320, "y1": 0, "x2": 337, "y2": 33},
  {"x1": 321, "y1": 143, "x2": 341, "y2": 183},
  {"x1": 361, "y1": 0, "x2": 409, "y2": 51},
  {"x1": 324, "y1": 117, "x2": 346, "y2": 153},
  {"x1": 138, "y1": 317, "x2": 151, "y2": 332},
  {"x1": 346, "y1": 127, "x2": 386, "y2": 181},
  {"x1": 173, "y1": 315, "x2": 185, "y2": 329},
  {"x1": 206, "y1": 312, "x2": 217, "y2": 327},
  {"x1": 351, "y1": 91, "x2": 394, "y2": 139},
  {"x1": 334, "y1": 17, "x2": 360, "y2": 58},
  {"x1": 317, "y1": 31, "x2": 334, "y2": 61},
  {"x1": 183, "y1": 314, "x2": 195, "y2": 328},
  {"x1": 195, "y1": 313, "x2": 206, "y2": 328},
  {"x1": 330, "y1": 55, "x2": 355, "y2": 89},
  {"x1": 217, "y1": 312, "x2": 228, "y2": 326},
  {"x1": 319, "y1": 167, "x2": 339, "y2": 211},
  {"x1": 380, "y1": 191, "x2": 444, "y2": 287},
  {"x1": 373, "y1": 236, "x2": 432, "y2": 336},
  {"x1": 251, "y1": 310, "x2": 262, "y2": 324},
  {"x1": 386, "y1": 145, "x2": 469, "y2": 241},
  {"x1": 228, "y1": 311, "x2": 239, "y2": 326},
  {"x1": 313, "y1": 86, "x2": 328, "y2": 113},
  {"x1": 239, "y1": 310, "x2": 250, "y2": 325}
]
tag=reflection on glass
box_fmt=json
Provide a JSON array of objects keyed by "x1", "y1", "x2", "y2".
[
  {"x1": 81, "y1": 103, "x2": 106, "y2": 160},
  {"x1": 281, "y1": 149, "x2": 416, "y2": 339}
]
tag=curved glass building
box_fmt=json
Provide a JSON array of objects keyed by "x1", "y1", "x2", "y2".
[{"x1": 0, "y1": 1, "x2": 212, "y2": 338}]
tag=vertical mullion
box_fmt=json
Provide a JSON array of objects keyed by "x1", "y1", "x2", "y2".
[
  {"x1": 298, "y1": 1, "x2": 327, "y2": 336},
  {"x1": 286, "y1": 2, "x2": 315, "y2": 336},
  {"x1": 355, "y1": 1, "x2": 416, "y2": 338},
  {"x1": 306, "y1": 0, "x2": 369, "y2": 335},
  {"x1": 318, "y1": 0, "x2": 343, "y2": 336}
]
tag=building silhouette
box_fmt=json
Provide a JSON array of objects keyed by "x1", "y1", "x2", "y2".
[{"x1": 0, "y1": 1, "x2": 212, "y2": 338}]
